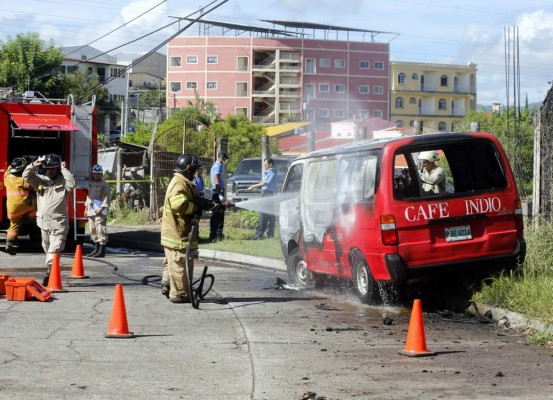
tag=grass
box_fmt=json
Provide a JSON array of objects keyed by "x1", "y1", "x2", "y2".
[{"x1": 472, "y1": 221, "x2": 553, "y2": 327}]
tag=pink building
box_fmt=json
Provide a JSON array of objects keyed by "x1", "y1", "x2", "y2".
[{"x1": 166, "y1": 20, "x2": 392, "y2": 127}]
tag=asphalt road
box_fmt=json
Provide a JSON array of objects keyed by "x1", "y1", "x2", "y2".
[{"x1": 1, "y1": 237, "x2": 553, "y2": 399}]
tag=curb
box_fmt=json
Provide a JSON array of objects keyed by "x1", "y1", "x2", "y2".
[
  {"x1": 199, "y1": 249, "x2": 287, "y2": 272},
  {"x1": 474, "y1": 302, "x2": 553, "y2": 335}
]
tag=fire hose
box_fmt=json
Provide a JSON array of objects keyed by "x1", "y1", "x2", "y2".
[{"x1": 184, "y1": 223, "x2": 214, "y2": 309}]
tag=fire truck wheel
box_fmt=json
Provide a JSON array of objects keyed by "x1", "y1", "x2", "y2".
[
  {"x1": 286, "y1": 247, "x2": 311, "y2": 287},
  {"x1": 351, "y1": 251, "x2": 381, "y2": 304}
]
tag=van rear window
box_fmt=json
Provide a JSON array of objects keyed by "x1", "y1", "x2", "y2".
[{"x1": 393, "y1": 138, "x2": 507, "y2": 200}]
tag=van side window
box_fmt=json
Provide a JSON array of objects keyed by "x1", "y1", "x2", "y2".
[{"x1": 283, "y1": 163, "x2": 303, "y2": 193}]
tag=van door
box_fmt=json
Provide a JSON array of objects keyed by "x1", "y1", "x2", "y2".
[
  {"x1": 389, "y1": 136, "x2": 521, "y2": 269},
  {"x1": 279, "y1": 161, "x2": 304, "y2": 257}
]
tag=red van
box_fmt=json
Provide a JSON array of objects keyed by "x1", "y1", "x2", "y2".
[{"x1": 279, "y1": 132, "x2": 526, "y2": 303}]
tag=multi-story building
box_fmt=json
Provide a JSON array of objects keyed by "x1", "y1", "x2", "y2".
[
  {"x1": 166, "y1": 19, "x2": 394, "y2": 126},
  {"x1": 389, "y1": 61, "x2": 477, "y2": 132}
]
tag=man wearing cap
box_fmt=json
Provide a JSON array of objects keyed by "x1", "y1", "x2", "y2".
[
  {"x1": 85, "y1": 164, "x2": 110, "y2": 258},
  {"x1": 418, "y1": 150, "x2": 446, "y2": 194},
  {"x1": 23, "y1": 154, "x2": 75, "y2": 284},
  {"x1": 3, "y1": 157, "x2": 37, "y2": 255},
  {"x1": 209, "y1": 152, "x2": 229, "y2": 241}
]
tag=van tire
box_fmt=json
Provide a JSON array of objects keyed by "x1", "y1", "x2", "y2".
[
  {"x1": 352, "y1": 252, "x2": 380, "y2": 304},
  {"x1": 287, "y1": 247, "x2": 311, "y2": 287}
]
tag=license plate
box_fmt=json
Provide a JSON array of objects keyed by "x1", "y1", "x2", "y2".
[{"x1": 444, "y1": 225, "x2": 472, "y2": 242}]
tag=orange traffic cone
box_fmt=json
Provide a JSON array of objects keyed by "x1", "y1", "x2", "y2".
[
  {"x1": 105, "y1": 284, "x2": 135, "y2": 339},
  {"x1": 399, "y1": 299, "x2": 435, "y2": 357},
  {"x1": 70, "y1": 244, "x2": 89, "y2": 279},
  {"x1": 46, "y1": 253, "x2": 67, "y2": 293}
]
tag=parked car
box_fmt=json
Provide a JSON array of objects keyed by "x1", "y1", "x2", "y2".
[
  {"x1": 227, "y1": 157, "x2": 292, "y2": 204},
  {"x1": 279, "y1": 132, "x2": 526, "y2": 304}
]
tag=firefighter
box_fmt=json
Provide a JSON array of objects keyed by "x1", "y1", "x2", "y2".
[
  {"x1": 85, "y1": 164, "x2": 110, "y2": 258},
  {"x1": 23, "y1": 154, "x2": 76, "y2": 284},
  {"x1": 3, "y1": 157, "x2": 37, "y2": 255},
  {"x1": 160, "y1": 154, "x2": 203, "y2": 303}
]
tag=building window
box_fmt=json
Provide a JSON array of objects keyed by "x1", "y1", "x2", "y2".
[
  {"x1": 374, "y1": 61, "x2": 384, "y2": 70},
  {"x1": 438, "y1": 121, "x2": 446, "y2": 131},
  {"x1": 412, "y1": 73, "x2": 418, "y2": 80},
  {"x1": 207, "y1": 81, "x2": 217, "y2": 90},
  {"x1": 318, "y1": 108, "x2": 329, "y2": 118},
  {"x1": 305, "y1": 83, "x2": 316, "y2": 99},
  {"x1": 359, "y1": 61, "x2": 370, "y2": 69},
  {"x1": 438, "y1": 98, "x2": 447, "y2": 110},
  {"x1": 236, "y1": 82, "x2": 248, "y2": 97},
  {"x1": 305, "y1": 58, "x2": 316, "y2": 73},
  {"x1": 237, "y1": 57, "x2": 248, "y2": 71},
  {"x1": 398, "y1": 73, "x2": 406, "y2": 84},
  {"x1": 186, "y1": 81, "x2": 197, "y2": 90},
  {"x1": 170, "y1": 56, "x2": 181, "y2": 67},
  {"x1": 236, "y1": 107, "x2": 248, "y2": 117},
  {"x1": 186, "y1": 55, "x2": 198, "y2": 64},
  {"x1": 410, "y1": 97, "x2": 416, "y2": 104},
  {"x1": 395, "y1": 97, "x2": 404, "y2": 109},
  {"x1": 170, "y1": 82, "x2": 181, "y2": 92},
  {"x1": 207, "y1": 56, "x2": 218, "y2": 64},
  {"x1": 335, "y1": 84, "x2": 346, "y2": 93},
  {"x1": 396, "y1": 120, "x2": 404, "y2": 128},
  {"x1": 320, "y1": 58, "x2": 330, "y2": 68},
  {"x1": 441, "y1": 75, "x2": 448, "y2": 86},
  {"x1": 334, "y1": 109, "x2": 345, "y2": 118},
  {"x1": 373, "y1": 110, "x2": 383, "y2": 118},
  {"x1": 373, "y1": 85, "x2": 383, "y2": 94},
  {"x1": 409, "y1": 120, "x2": 415, "y2": 126},
  {"x1": 359, "y1": 110, "x2": 369, "y2": 119},
  {"x1": 359, "y1": 85, "x2": 369, "y2": 94},
  {"x1": 335, "y1": 59, "x2": 346, "y2": 68},
  {"x1": 319, "y1": 84, "x2": 330, "y2": 93}
]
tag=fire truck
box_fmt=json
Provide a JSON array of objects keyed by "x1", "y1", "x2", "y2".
[{"x1": 0, "y1": 91, "x2": 97, "y2": 246}]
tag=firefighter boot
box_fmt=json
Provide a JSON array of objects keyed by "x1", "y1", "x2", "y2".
[
  {"x1": 92, "y1": 244, "x2": 106, "y2": 258},
  {"x1": 87, "y1": 242, "x2": 100, "y2": 257},
  {"x1": 6, "y1": 240, "x2": 16, "y2": 256},
  {"x1": 161, "y1": 281, "x2": 170, "y2": 298}
]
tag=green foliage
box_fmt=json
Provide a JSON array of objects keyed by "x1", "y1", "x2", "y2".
[
  {"x1": 139, "y1": 83, "x2": 166, "y2": 108},
  {"x1": 121, "y1": 122, "x2": 154, "y2": 147},
  {"x1": 225, "y1": 209, "x2": 260, "y2": 230},
  {"x1": 461, "y1": 109, "x2": 535, "y2": 197},
  {"x1": 108, "y1": 207, "x2": 149, "y2": 225},
  {"x1": 0, "y1": 32, "x2": 65, "y2": 97}
]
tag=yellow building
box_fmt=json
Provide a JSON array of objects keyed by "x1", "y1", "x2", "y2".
[{"x1": 390, "y1": 61, "x2": 477, "y2": 133}]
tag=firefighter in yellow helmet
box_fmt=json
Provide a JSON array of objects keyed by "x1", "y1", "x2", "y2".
[
  {"x1": 85, "y1": 164, "x2": 110, "y2": 258},
  {"x1": 160, "y1": 154, "x2": 203, "y2": 303},
  {"x1": 3, "y1": 157, "x2": 37, "y2": 255}
]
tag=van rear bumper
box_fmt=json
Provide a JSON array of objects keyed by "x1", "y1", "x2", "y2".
[{"x1": 384, "y1": 238, "x2": 526, "y2": 282}]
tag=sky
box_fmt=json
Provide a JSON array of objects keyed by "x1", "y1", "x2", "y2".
[{"x1": 1, "y1": 0, "x2": 552, "y2": 106}]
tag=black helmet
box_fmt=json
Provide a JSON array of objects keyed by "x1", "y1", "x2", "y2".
[
  {"x1": 42, "y1": 154, "x2": 62, "y2": 169},
  {"x1": 9, "y1": 157, "x2": 27, "y2": 175},
  {"x1": 175, "y1": 154, "x2": 200, "y2": 174}
]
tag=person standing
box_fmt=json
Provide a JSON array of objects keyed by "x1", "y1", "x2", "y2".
[
  {"x1": 85, "y1": 164, "x2": 110, "y2": 258},
  {"x1": 3, "y1": 157, "x2": 37, "y2": 255},
  {"x1": 209, "y1": 152, "x2": 229, "y2": 242},
  {"x1": 160, "y1": 154, "x2": 202, "y2": 303},
  {"x1": 192, "y1": 166, "x2": 205, "y2": 197},
  {"x1": 23, "y1": 154, "x2": 75, "y2": 284},
  {"x1": 246, "y1": 158, "x2": 278, "y2": 240},
  {"x1": 122, "y1": 165, "x2": 148, "y2": 210},
  {"x1": 418, "y1": 151, "x2": 446, "y2": 195}
]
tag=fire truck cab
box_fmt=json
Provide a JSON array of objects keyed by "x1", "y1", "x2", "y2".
[{"x1": 0, "y1": 91, "x2": 97, "y2": 245}]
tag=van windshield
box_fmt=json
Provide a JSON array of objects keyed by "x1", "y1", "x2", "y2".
[
  {"x1": 234, "y1": 159, "x2": 290, "y2": 176},
  {"x1": 393, "y1": 138, "x2": 507, "y2": 200}
]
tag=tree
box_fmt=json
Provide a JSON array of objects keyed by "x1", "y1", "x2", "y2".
[{"x1": 0, "y1": 32, "x2": 65, "y2": 97}]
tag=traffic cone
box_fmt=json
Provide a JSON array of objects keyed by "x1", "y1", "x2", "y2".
[
  {"x1": 69, "y1": 244, "x2": 89, "y2": 279},
  {"x1": 399, "y1": 299, "x2": 435, "y2": 357},
  {"x1": 46, "y1": 253, "x2": 67, "y2": 293},
  {"x1": 105, "y1": 284, "x2": 135, "y2": 339}
]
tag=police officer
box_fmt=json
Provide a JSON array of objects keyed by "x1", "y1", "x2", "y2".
[
  {"x1": 209, "y1": 152, "x2": 229, "y2": 241},
  {"x1": 246, "y1": 158, "x2": 278, "y2": 240},
  {"x1": 23, "y1": 154, "x2": 75, "y2": 284},
  {"x1": 3, "y1": 157, "x2": 36, "y2": 255},
  {"x1": 85, "y1": 164, "x2": 110, "y2": 258},
  {"x1": 160, "y1": 154, "x2": 203, "y2": 303}
]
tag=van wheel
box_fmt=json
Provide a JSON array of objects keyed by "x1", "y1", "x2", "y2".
[
  {"x1": 352, "y1": 252, "x2": 381, "y2": 304},
  {"x1": 287, "y1": 247, "x2": 311, "y2": 287}
]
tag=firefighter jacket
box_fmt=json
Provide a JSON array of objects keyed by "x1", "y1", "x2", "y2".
[
  {"x1": 3, "y1": 171, "x2": 36, "y2": 219},
  {"x1": 160, "y1": 172, "x2": 199, "y2": 250},
  {"x1": 85, "y1": 179, "x2": 110, "y2": 217},
  {"x1": 22, "y1": 165, "x2": 76, "y2": 231}
]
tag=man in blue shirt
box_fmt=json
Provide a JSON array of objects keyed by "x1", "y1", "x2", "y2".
[
  {"x1": 246, "y1": 158, "x2": 277, "y2": 240},
  {"x1": 209, "y1": 152, "x2": 229, "y2": 241}
]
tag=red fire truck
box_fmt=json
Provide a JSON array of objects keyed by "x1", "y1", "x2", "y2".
[{"x1": 0, "y1": 91, "x2": 97, "y2": 245}]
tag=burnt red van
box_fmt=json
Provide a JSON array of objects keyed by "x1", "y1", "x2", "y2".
[{"x1": 279, "y1": 132, "x2": 526, "y2": 303}]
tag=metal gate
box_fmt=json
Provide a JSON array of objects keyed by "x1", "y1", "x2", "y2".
[{"x1": 149, "y1": 122, "x2": 216, "y2": 222}]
